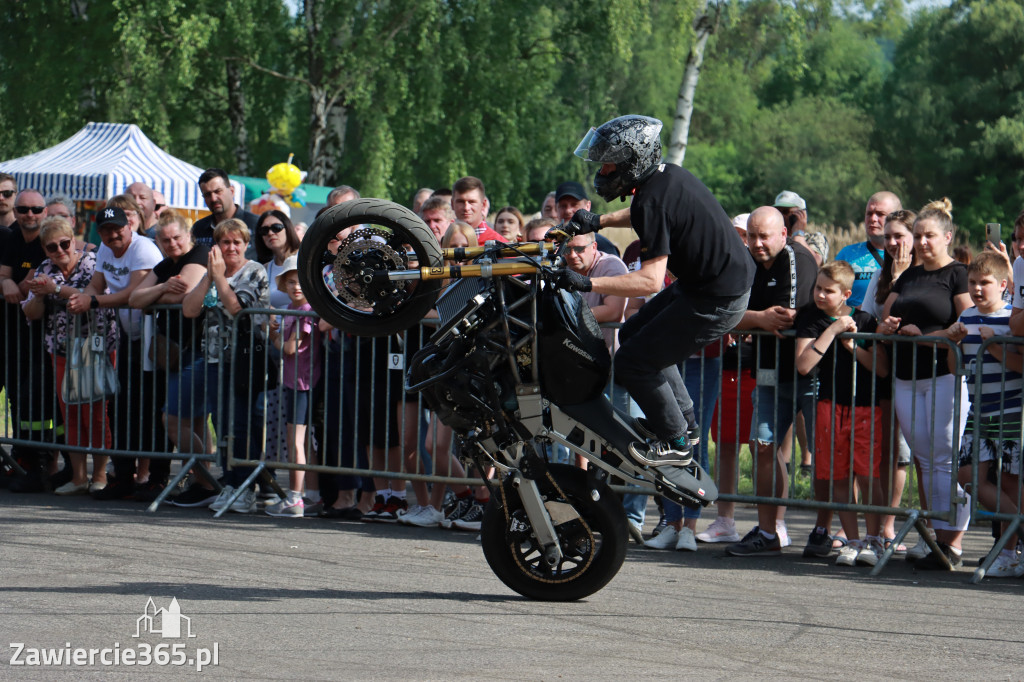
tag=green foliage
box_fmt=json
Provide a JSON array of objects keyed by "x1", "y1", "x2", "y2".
[
  {"x1": 1, "y1": 0, "x2": 1019, "y2": 241},
  {"x1": 876, "y1": 0, "x2": 1024, "y2": 237}
]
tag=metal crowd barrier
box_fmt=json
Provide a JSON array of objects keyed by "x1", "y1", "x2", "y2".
[{"x1": 2, "y1": 301, "x2": 1022, "y2": 581}]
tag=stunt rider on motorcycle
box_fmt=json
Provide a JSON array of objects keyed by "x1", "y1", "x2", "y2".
[{"x1": 556, "y1": 114, "x2": 754, "y2": 473}]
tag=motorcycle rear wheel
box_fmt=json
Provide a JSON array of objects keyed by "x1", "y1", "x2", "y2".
[
  {"x1": 480, "y1": 464, "x2": 627, "y2": 601},
  {"x1": 297, "y1": 198, "x2": 443, "y2": 337}
]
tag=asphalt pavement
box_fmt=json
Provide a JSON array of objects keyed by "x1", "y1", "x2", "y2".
[{"x1": 1, "y1": 489, "x2": 1022, "y2": 680}]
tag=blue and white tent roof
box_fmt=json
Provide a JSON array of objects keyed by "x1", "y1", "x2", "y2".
[{"x1": 0, "y1": 122, "x2": 243, "y2": 209}]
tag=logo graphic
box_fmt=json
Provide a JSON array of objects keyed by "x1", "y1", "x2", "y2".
[
  {"x1": 561, "y1": 337, "x2": 594, "y2": 362},
  {"x1": 134, "y1": 598, "x2": 195, "y2": 639},
  {"x1": 104, "y1": 208, "x2": 115, "y2": 219}
]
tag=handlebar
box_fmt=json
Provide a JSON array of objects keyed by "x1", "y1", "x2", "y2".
[{"x1": 386, "y1": 231, "x2": 572, "y2": 282}]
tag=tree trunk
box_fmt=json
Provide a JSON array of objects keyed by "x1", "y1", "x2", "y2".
[
  {"x1": 226, "y1": 60, "x2": 250, "y2": 175},
  {"x1": 666, "y1": 0, "x2": 716, "y2": 166}
]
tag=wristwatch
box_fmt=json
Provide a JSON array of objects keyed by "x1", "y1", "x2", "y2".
[
  {"x1": 90, "y1": 295, "x2": 99, "y2": 309},
  {"x1": 54, "y1": 284, "x2": 61, "y2": 297}
]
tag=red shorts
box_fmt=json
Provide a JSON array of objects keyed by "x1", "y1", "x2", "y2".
[
  {"x1": 814, "y1": 400, "x2": 881, "y2": 480},
  {"x1": 711, "y1": 369, "x2": 753, "y2": 444}
]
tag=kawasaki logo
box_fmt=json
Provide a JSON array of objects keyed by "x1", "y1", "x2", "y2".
[{"x1": 561, "y1": 337, "x2": 594, "y2": 363}]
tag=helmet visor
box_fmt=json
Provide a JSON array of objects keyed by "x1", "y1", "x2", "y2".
[{"x1": 573, "y1": 127, "x2": 631, "y2": 164}]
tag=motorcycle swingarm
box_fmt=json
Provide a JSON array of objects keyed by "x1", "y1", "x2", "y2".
[{"x1": 547, "y1": 397, "x2": 718, "y2": 510}]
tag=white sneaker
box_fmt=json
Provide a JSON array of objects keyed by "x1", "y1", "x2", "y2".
[
  {"x1": 696, "y1": 516, "x2": 740, "y2": 543},
  {"x1": 987, "y1": 552, "x2": 1022, "y2": 578},
  {"x1": 405, "y1": 505, "x2": 444, "y2": 528},
  {"x1": 856, "y1": 537, "x2": 883, "y2": 567},
  {"x1": 776, "y1": 521, "x2": 791, "y2": 548},
  {"x1": 675, "y1": 527, "x2": 697, "y2": 552},
  {"x1": 397, "y1": 504, "x2": 424, "y2": 524},
  {"x1": 627, "y1": 519, "x2": 645, "y2": 544},
  {"x1": 208, "y1": 485, "x2": 235, "y2": 512},
  {"x1": 644, "y1": 526, "x2": 679, "y2": 550},
  {"x1": 907, "y1": 529, "x2": 936, "y2": 561},
  {"x1": 836, "y1": 540, "x2": 862, "y2": 566},
  {"x1": 229, "y1": 488, "x2": 257, "y2": 513}
]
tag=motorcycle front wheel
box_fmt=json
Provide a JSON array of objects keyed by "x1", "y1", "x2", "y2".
[
  {"x1": 480, "y1": 464, "x2": 627, "y2": 601},
  {"x1": 297, "y1": 198, "x2": 443, "y2": 338}
]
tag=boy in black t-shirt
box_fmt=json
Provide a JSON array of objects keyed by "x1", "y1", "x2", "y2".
[{"x1": 795, "y1": 261, "x2": 889, "y2": 567}]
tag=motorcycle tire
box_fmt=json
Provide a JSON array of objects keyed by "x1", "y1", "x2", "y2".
[
  {"x1": 480, "y1": 464, "x2": 628, "y2": 601},
  {"x1": 297, "y1": 198, "x2": 443, "y2": 338}
]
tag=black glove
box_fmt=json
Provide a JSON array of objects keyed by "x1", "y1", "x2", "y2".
[
  {"x1": 567, "y1": 209, "x2": 602, "y2": 235},
  {"x1": 554, "y1": 269, "x2": 593, "y2": 292}
]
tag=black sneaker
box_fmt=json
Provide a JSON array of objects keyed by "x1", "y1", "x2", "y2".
[
  {"x1": 134, "y1": 479, "x2": 170, "y2": 503},
  {"x1": 9, "y1": 468, "x2": 49, "y2": 493},
  {"x1": 453, "y1": 500, "x2": 486, "y2": 531},
  {"x1": 50, "y1": 466, "x2": 73, "y2": 490},
  {"x1": 92, "y1": 478, "x2": 136, "y2": 501},
  {"x1": 628, "y1": 439, "x2": 693, "y2": 467},
  {"x1": 442, "y1": 495, "x2": 473, "y2": 529},
  {"x1": 914, "y1": 542, "x2": 964, "y2": 571},
  {"x1": 685, "y1": 424, "x2": 701, "y2": 447},
  {"x1": 726, "y1": 526, "x2": 782, "y2": 557},
  {"x1": 651, "y1": 513, "x2": 668, "y2": 537},
  {"x1": 803, "y1": 528, "x2": 834, "y2": 558},
  {"x1": 169, "y1": 484, "x2": 220, "y2": 508}
]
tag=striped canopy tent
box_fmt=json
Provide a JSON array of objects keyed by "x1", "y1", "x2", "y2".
[{"x1": 0, "y1": 122, "x2": 243, "y2": 210}]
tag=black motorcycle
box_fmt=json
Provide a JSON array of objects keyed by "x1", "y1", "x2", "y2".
[{"x1": 298, "y1": 198, "x2": 717, "y2": 600}]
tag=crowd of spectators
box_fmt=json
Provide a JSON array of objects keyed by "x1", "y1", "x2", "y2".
[{"x1": 1, "y1": 168, "x2": 1022, "y2": 576}]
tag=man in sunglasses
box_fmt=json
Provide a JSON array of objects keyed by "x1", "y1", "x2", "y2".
[
  {"x1": 0, "y1": 173, "x2": 16, "y2": 229},
  {"x1": 0, "y1": 188, "x2": 60, "y2": 492}
]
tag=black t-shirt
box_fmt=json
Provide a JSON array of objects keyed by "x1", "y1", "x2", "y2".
[
  {"x1": 152, "y1": 244, "x2": 209, "y2": 350},
  {"x1": 889, "y1": 261, "x2": 967, "y2": 381},
  {"x1": 747, "y1": 241, "x2": 818, "y2": 381},
  {"x1": 191, "y1": 206, "x2": 260, "y2": 249},
  {"x1": 1, "y1": 224, "x2": 45, "y2": 281},
  {"x1": 631, "y1": 163, "x2": 754, "y2": 297},
  {"x1": 796, "y1": 304, "x2": 879, "y2": 406}
]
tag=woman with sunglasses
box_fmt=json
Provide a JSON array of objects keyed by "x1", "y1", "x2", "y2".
[
  {"x1": 253, "y1": 210, "x2": 303, "y2": 472},
  {"x1": 22, "y1": 216, "x2": 119, "y2": 495}
]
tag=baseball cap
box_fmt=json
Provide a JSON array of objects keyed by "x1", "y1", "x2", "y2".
[
  {"x1": 275, "y1": 255, "x2": 298, "y2": 292},
  {"x1": 731, "y1": 213, "x2": 750, "y2": 232},
  {"x1": 773, "y1": 190, "x2": 806, "y2": 210},
  {"x1": 805, "y1": 232, "x2": 829, "y2": 262},
  {"x1": 96, "y1": 206, "x2": 128, "y2": 229},
  {"x1": 555, "y1": 181, "x2": 588, "y2": 203}
]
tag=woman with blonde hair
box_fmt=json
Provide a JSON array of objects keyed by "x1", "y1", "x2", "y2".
[
  {"x1": 880, "y1": 198, "x2": 972, "y2": 569},
  {"x1": 440, "y1": 221, "x2": 478, "y2": 250}
]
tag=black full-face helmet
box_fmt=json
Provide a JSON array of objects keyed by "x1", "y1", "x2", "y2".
[{"x1": 574, "y1": 115, "x2": 663, "y2": 201}]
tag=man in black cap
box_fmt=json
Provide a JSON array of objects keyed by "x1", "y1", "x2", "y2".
[
  {"x1": 69, "y1": 206, "x2": 165, "y2": 500},
  {"x1": 554, "y1": 181, "x2": 619, "y2": 257}
]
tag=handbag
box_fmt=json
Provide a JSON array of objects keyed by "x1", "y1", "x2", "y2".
[
  {"x1": 63, "y1": 317, "x2": 118, "y2": 405},
  {"x1": 148, "y1": 332, "x2": 181, "y2": 373},
  {"x1": 230, "y1": 312, "x2": 279, "y2": 397}
]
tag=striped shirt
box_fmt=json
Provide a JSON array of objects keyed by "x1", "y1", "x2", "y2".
[{"x1": 959, "y1": 303, "x2": 1022, "y2": 417}]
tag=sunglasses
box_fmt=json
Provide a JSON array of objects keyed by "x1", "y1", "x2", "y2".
[
  {"x1": 567, "y1": 245, "x2": 591, "y2": 254},
  {"x1": 258, "y1": 223, "x2": 285, "y2": 236},
  {"x1": 154, "y1": 203, "x2": 165, "y2": 211},
  {"x1": 16, "y1": 206, "x2": 45, "y2": 215},
  {"x1": 44, "y1": 238, "x2": 73, "y2": 254},
  {"x1": 0, "y1": 190, "x2": 15, "y2": 199}
]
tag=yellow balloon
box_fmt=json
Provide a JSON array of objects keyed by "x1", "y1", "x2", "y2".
[{"x1": 266, "y1": 159, "x2": 302, "y2": 194}]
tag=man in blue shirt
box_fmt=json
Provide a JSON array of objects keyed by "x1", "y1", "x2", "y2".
[{"x1": 835, "y1": 192, "x2": 902, "y2": 307}]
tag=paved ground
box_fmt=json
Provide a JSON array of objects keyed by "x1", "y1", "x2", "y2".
[{"x1": 1, "y1": 489, "x2": 1022, "y2": 680}]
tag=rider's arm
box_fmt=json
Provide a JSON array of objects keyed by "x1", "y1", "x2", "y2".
[
  {"x1": 589, "y1": 255, "x2": 666, "y2": 298},
  {"x1": 599, "y1": 207, "x2": 632, "y2": 229}
]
